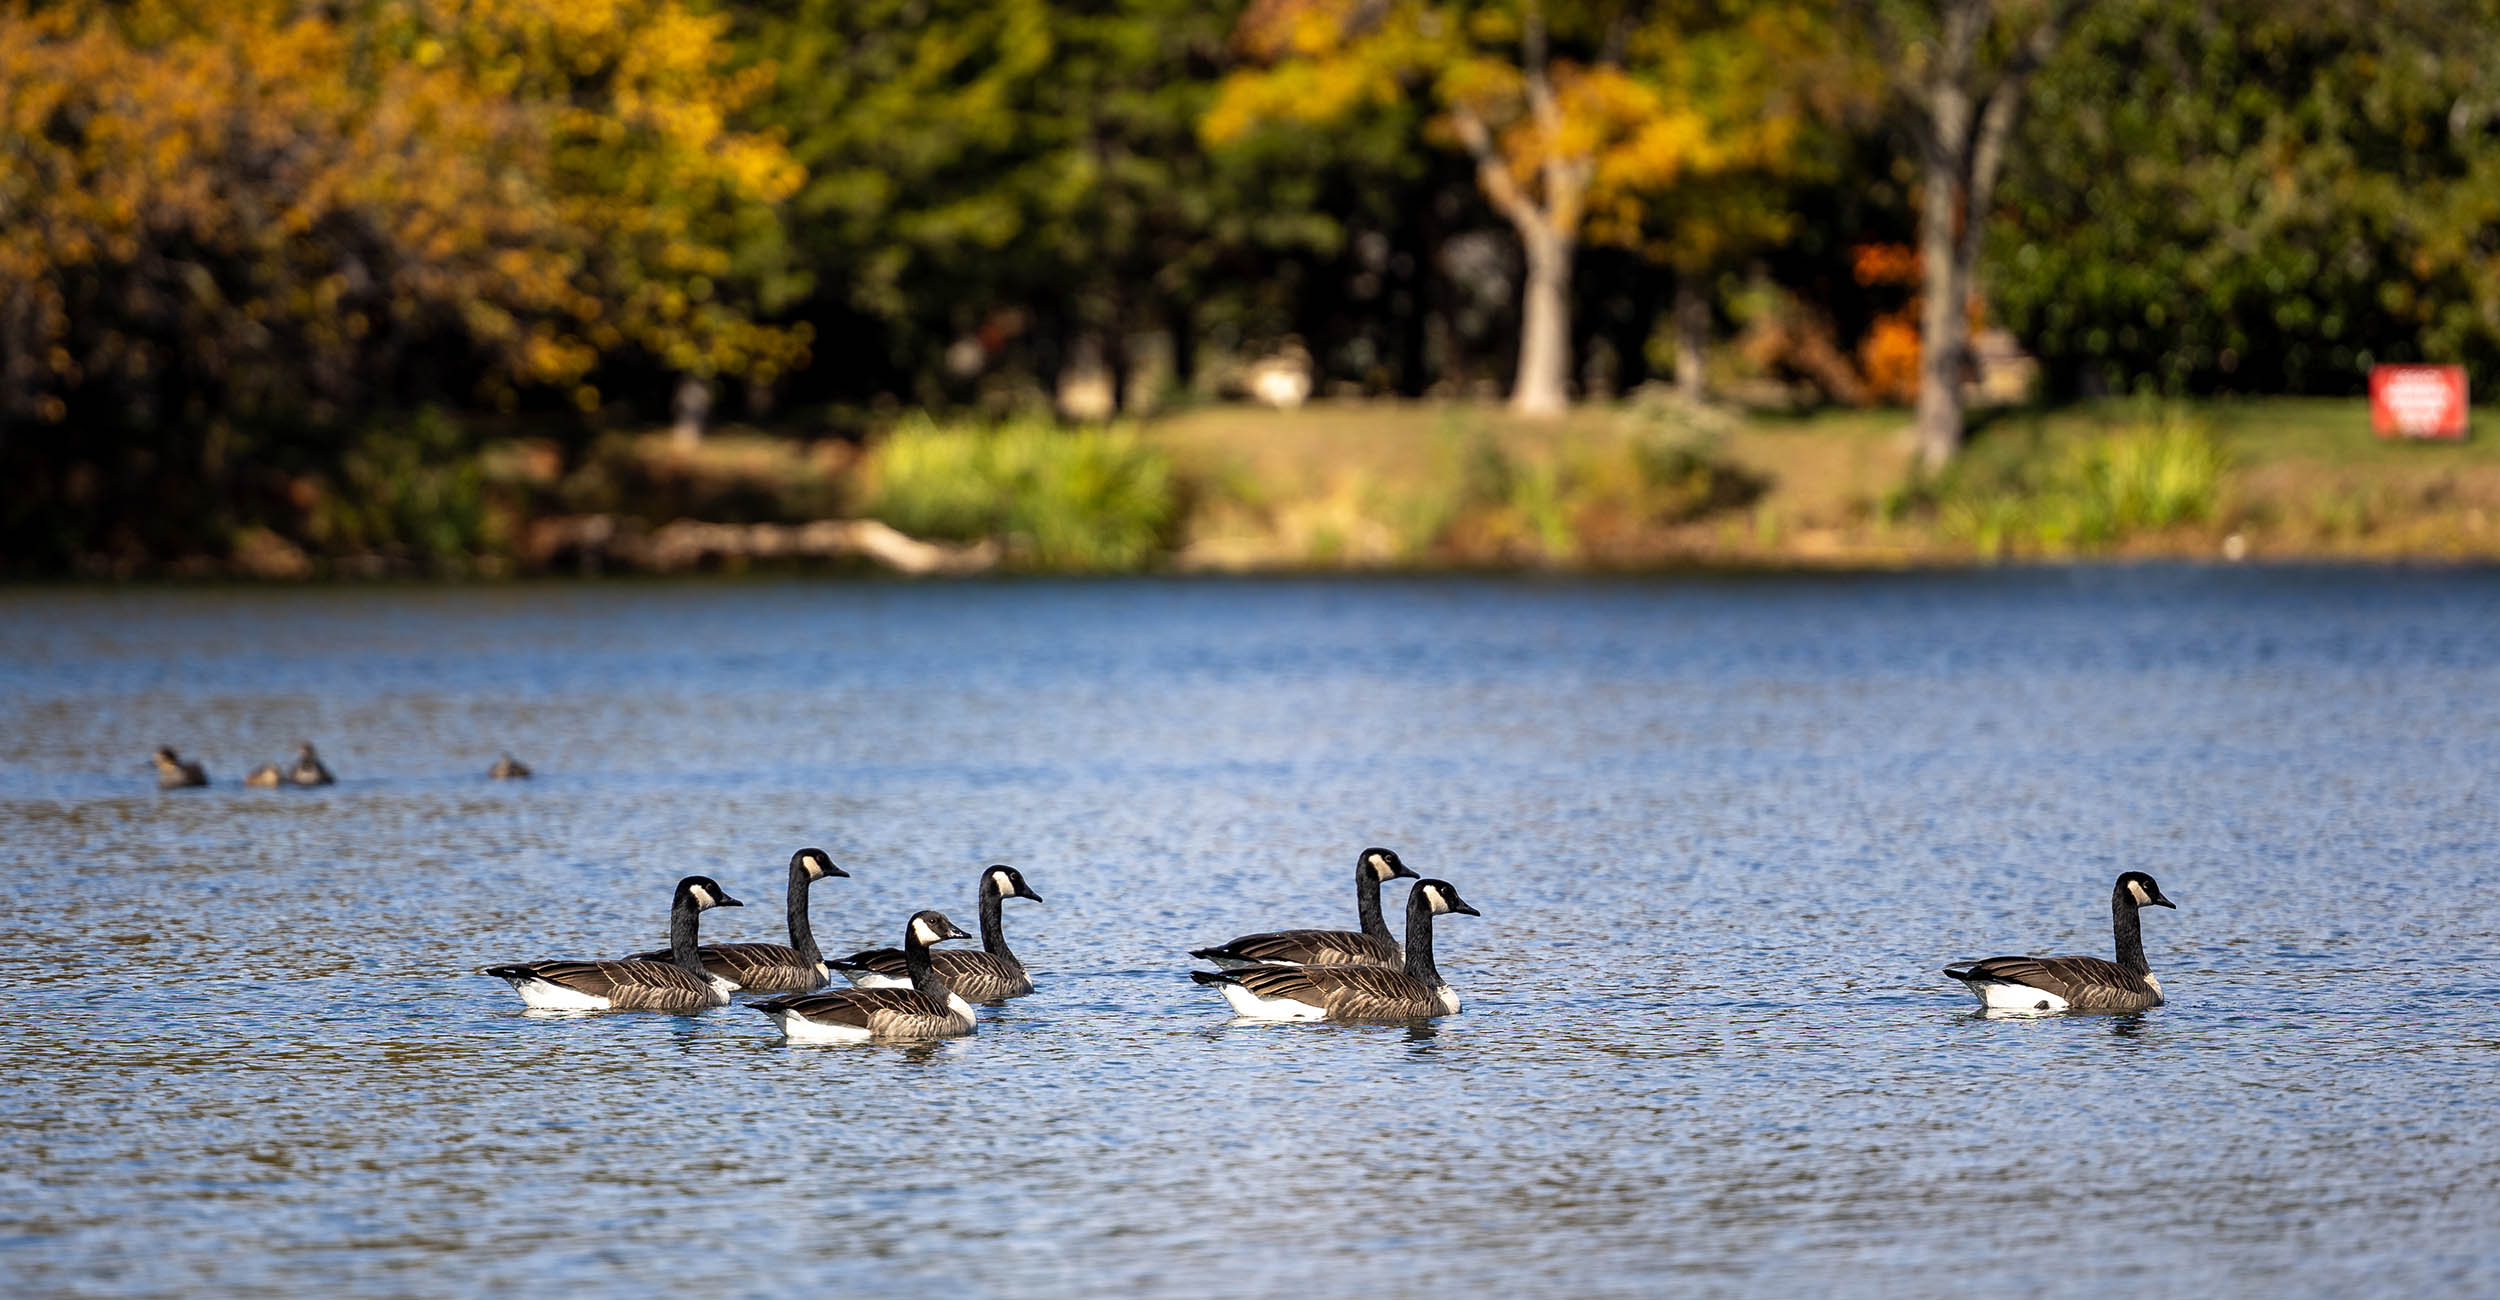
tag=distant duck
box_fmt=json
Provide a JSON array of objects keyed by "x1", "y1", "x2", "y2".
[
  {"x1": 152, "y1": 746, "x2": 208, "y2": 789},
  {"x1": 243, "y1": 763, "x2": 281, "y2": 788},
  {"x1": 1191, "y1": 879, "x2": 1480, "y2": 1021},
  {"x1": 625, "y1": 848, "x2": 847, "y2": 993},
  {"x1": 488, "y1": 754, "x2": 532, "y2": 780},
  {"x1": 1944, "y1": 871, "x2": 2179, "y2": 1014},
  {"x1": 482, "y1": 875, "x2": 746, "y2": 1012},
  {"x1": 285, "y1": 742, "x2": 335, "y2": 786},
  {"x1": 829, "y1": 864, "x2": 1042, "y2": 1002},
  {"x1": 749, "y1": 910, "x2": 978, "y2": 1043},
  {"x1": 1190, "y1": 847, "x2": 1418, "y2": 969}
]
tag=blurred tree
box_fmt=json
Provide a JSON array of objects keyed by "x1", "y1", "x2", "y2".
[
  {"x1": 745, "y1": 0, "x2": 1372, "y2": 414},
  {"x1": 1850, "y1": 0, "x2": 2082, "y2": 468},
  {"x1": 0, "y1": 0, "x2": 800, "y2": 565},
  {"x1": 1992, "y1": 0, "x2": 2500, "y2": 396},
  {"x1": 1207, "y1": 0, "x2": 1808, "y2": 416}
]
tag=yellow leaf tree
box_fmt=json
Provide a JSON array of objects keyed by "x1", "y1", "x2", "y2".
[
  {"x1": 0, "y1": 0, "x2": 802, "y2": 434},
  {"x1": 1206, "y1": 0, "x2": 1811, "y2": 415}
]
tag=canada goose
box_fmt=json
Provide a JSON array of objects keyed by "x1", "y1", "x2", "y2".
[
  {"x1": 1944, "y1": 871, "x2": 2179, "y2": 1014},
  {"x1": 1189, "y1": 847, "x2": 1419, "y2": 969},
  {"x1": 488, "y1": 754, "x2": 531, "y2": 780},
  {"x1": 152, "y1": 746, "x2": 208, "y2": 789},
  {"x1": 748, "y1": 910, "x2": 979, "y2": 1043},
  {"x1": 482, "y1": 876, "x2": 746, "y2": 1011},
  {"x1": 624, "y1": 848, "x2": 847, "y2": 992},
  {"x1": 1191, "y1": 879, "x2": 1480, "y2": 1021},
  {"x1": 829, "y1": 864, "x2": 1042, "y2": 1002},
  {"x1": 285, "y1": 742, "x2": 335, "y2": 786}
]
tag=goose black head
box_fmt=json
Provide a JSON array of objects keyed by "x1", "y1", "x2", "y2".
[
  {"x1": 677, "y1": 876, "x2": 744, "y2": 910},
  {"x1": 791, "y1": 848, "x2": 848, "y2": 880},
  {"x1": 1361, "y1": 847, "x2": 1418, "y2": 883},
  {"x1": 2117, "y1": 871, "x2": 2176, "y2": 910},
  {"x1": 983, "y1": 864, "x2": 1043, "y2": 903},
  {"x1": 1411, "y1": 879, "x2": 1480, "y2": 918},
  {"x1": 152, "y1": 746, "x2": 182, "y2": 766},
  {"x1": 295, "y1": 741, "x2": 321, "y2": 760},
  {"x1": 907, "y1": 909, "x2": 975, "y2": 947}
]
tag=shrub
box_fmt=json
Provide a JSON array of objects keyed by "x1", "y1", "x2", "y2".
[
  {"x1": 865, "y1": 417, "x2": 1178, "y2": 571},
  {"x1": 1904, "y1": 414, "x2": 2227, "y2": 556}
]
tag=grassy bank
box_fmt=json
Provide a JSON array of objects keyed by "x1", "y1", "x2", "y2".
[
  {"x1": 1147, "y1": 396, "x2": 2500, "y2": 569},
  {"x1": 55, "y1": 396, "x2": 2500, "y2": 578}
]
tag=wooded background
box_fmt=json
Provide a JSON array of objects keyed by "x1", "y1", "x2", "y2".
[{"x1": 5, "y1": 0, "x2": 2497, "y2": 571}]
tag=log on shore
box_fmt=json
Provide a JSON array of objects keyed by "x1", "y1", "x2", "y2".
[{"x1": 525, "y1": 515, "x2": 998, "y2": 575}]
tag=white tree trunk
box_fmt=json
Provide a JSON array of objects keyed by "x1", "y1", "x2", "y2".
[
  {"x1": 1512, "y1": 225, "x2": 1573, "y2": 418},
  {"x1": 1674, "y1": 276, "x2": 1709, "y2": 399},
  {"x1": 1914, "y1": 143, "x2": 1968, "y2": 472}
]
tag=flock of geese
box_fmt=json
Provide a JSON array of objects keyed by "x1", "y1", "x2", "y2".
[
  {"x1": 150, "y1": 743, "x2": 531, "y2": 788},
  {"x1": 472, "y1": 845, "x2": 2183, "y2": 1042}
]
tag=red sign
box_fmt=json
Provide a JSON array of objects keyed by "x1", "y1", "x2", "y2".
[{"x1": 2370, "y1": 365, "x2": 2469, "y2": 439}]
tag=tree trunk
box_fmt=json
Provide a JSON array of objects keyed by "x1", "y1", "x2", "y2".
[
  {"x1": 1674, "y1": 275, "x2": 1710, "y2": 400},
  {"x1": 1914, "y1": 139, "x2": 1968, "y2": 472},
  {"x1": 1512, "y1": 224, "x2": 1573, "y2": 418},
  {"x1": 671, "y1": 376, "x2": 711, "y2": 449},
  {"x1": 1903, "y1": 0, "x2": 2073, "y2": 472}
]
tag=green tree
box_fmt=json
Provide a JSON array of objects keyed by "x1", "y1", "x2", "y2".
[{"x1": 1992, "y1": 0, "x2": 2500, "y2": 396}]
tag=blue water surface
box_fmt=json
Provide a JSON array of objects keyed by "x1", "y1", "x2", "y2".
[{"x1": 1, "y1": 568, "x2": 2495, "y2": 1296}]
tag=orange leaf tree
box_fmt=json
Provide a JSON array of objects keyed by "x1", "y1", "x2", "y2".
[{"x1": 1205, "y1": 0, "x2": 1815, "y2": 415}]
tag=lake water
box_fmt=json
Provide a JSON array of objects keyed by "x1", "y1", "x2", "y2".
[{"x1": 2, "y1": 569, "x2": 2497, "y2": 1296}]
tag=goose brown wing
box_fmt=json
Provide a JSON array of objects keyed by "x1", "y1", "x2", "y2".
[
  {"x1": 828, "y1": 946, "x2": 909, "y2": 978},
  {"x1": 932, "y1": 949, "x2": 1028, "y2": 1001},
  {"x1": 1948, "y1": 955, "x2": 2151, "y2": 1008},
  {"x1": 1192, "y1": 928, "x2": 1400, "y2": 967},
  {"x1": 489, "y1": 959, "x2": 619, "y2": 1000},
  {"x1": 753, "y1": 986, "x2": 933, "y2": 1031},
  {"x1": 1300, "y1": 965, "x2": 1440, "y2": 1018},
  {"x1": 595, "y1": 959, "x2": 718, "y2": 1009},
  {"x1": 619, "y1": 942, "x2": 811, "y2": 989},
  {"x1": 1220, "y1": 964, "x2": 1436, "y2": 1017}
]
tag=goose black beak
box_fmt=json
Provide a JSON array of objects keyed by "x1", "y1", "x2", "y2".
[
  {"x1": 1454, "y1": 903, "x2": 1481, "y2": 917},
  {"x1": 2152, "y1": 897, "x2": 2176, "y2": 909},
  {"x1": 826, "y1": 865, "x2": 850, "y2": 878},
  {"x1": 718, "y1": 896, "x2": 746, "y2": 908},
  {"x1": 1393, "y1": 865, "x2": 1420, "y2": 880},
  {"x1": 1019, "y1": 889, "x2": 1045, "y2": 903}
]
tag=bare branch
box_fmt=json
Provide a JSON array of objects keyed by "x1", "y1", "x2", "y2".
[{"x1": 1449, "y1": 102, "x2": 1546, "y2": 237}]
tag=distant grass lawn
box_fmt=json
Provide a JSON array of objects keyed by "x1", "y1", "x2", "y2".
[{"x1": 1139, "y1": 396, "x2": 2500, "y2": 567}]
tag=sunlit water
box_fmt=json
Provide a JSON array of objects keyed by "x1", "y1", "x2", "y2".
[{"x1": 3, "y1": 570, "x2": 2497, "y2": 1296}]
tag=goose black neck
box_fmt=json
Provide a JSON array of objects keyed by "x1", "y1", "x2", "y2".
[
  {"x1": 785, "y1": 866, "x2": 821, "y2": 966},
  {"x1": 1401, "y1": 892, "x2": 1443, "y2": 987},
  {"x1": 668, "y1": 893, "x2": 706, "y2": 976},
  {"x1": 2110, "y1": 886, "x2": 2150, "y2": 975},
  {"x1": 903, "y1": 931, "x2": 953, "y2": 1006},
  {"x1": 1356, "y1": 866, "x2": 1390, "y2": 941},
  {"x1": 978, "y1": 881, "x2": 1012, "y2": 959}
]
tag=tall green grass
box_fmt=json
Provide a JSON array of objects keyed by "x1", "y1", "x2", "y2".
[
  {"x1": 1903, "y1": 415, "x2": 2227, "y2": 556},
  {"x1": 865, "y1": 417, "x2": 1178, "y2": 571}
]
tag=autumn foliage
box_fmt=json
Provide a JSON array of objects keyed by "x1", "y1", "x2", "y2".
[{"x1": 0, "y1": 0, "x2": 802, "y2": 432}]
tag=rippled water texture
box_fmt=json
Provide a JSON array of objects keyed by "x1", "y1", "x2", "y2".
[{"x1": 3, "y1": 570, "x2": 2498, "y2": 1296}]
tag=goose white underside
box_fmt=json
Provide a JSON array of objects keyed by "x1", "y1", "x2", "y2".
[
  {"x1": 1959, "y1": 979, "x2": 2071, "y2": 1014},
  {"x1": 1212, "y1": 980, "x2": 1327, "y2": 1021},
  {"x1": 496, "y1": 970, "x2": 738, "y2": 1011},
  {"x1": 504, "y1": 978, "x2": 610, "y2": 1011},
  {"x1": 767, "y1": 1011, "x2": 877, "y2": 1044}
]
